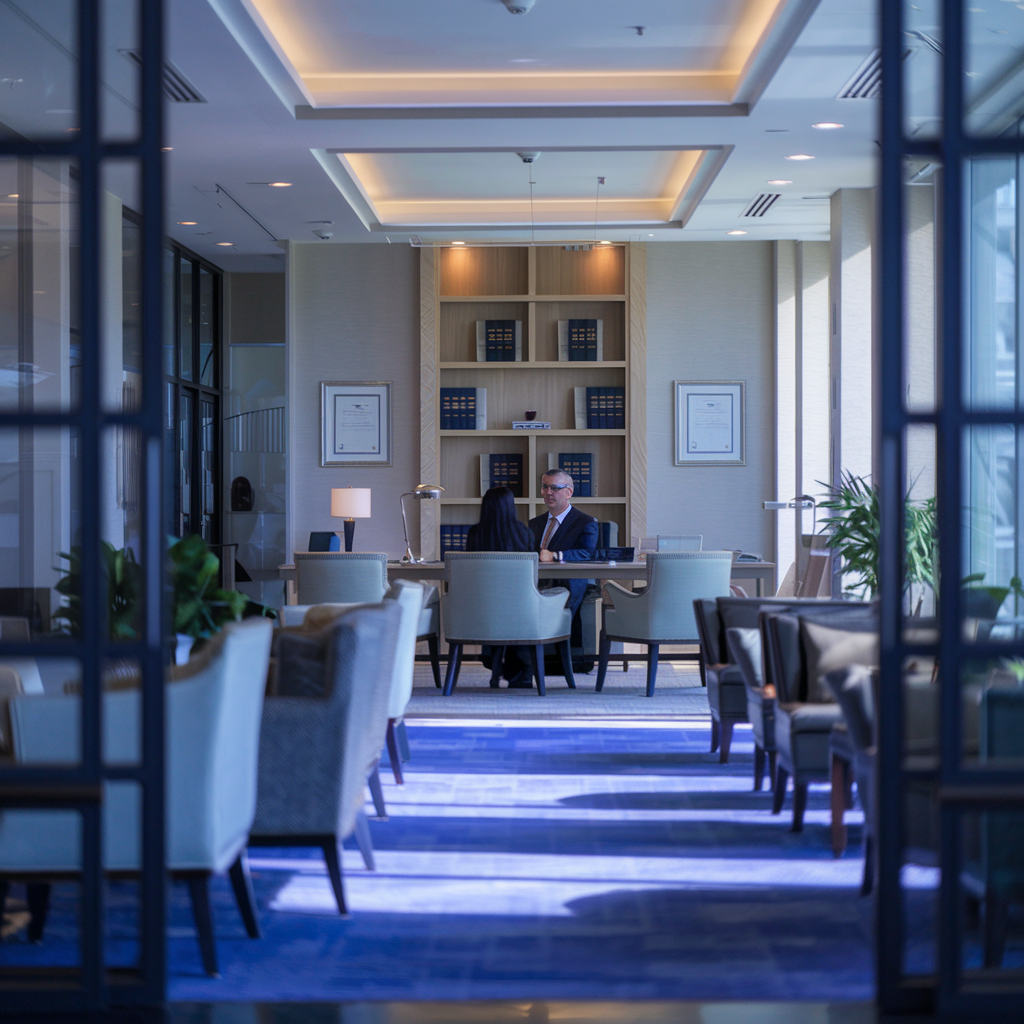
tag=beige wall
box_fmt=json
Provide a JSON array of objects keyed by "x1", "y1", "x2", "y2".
[
  {"x1": 645, "y1": 242, "x2": 777, "y2": 561},
  {"x1": 285, "y1": 242, "x2": 420, "y2": 559}
]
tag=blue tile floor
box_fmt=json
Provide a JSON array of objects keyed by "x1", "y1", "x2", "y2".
[{"x1": 2, "y1": 719, "x2": 891, "y2": 1002}]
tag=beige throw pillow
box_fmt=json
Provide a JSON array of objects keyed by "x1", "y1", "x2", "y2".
[{"x1": 800, "y1": 619, "x2": 878, "y2": 703}]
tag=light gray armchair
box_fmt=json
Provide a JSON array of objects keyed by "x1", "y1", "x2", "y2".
[
  {"x1": 383, "y1": 580, "x2": 425, "y2": 784},
  {"x1": 441, "y1": 552, "x2": 574, "y2": 697},
  {"x1": 0, "y1": 617, "x2": 274, "y2": 976},
  {"x1": 250, "y1": 601, "x2": 402, "y2": 916},
  {"x1": 294, "y1": 551, "x2": 442, "y2": 687},
  {"x1": 597, "y1": 551, "x2": 733, "y2": 697}
]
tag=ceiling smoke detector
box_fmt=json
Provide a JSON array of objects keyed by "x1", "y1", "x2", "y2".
[{"x1": 501, "y1": 0, "x2": 536, "y2": 13}]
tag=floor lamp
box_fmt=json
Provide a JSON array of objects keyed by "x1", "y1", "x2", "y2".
[
  {"x1": 331, "y1": 487, "x2": 372, "y2": 552},
  {"x1": 401, "y1": 484, "x2": 444, "y2": 562}
]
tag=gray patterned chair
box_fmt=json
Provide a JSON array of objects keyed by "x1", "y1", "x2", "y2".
[
  {"x1": 294, "y1": 551, "x2": 442, "y2": 687},
  {"x1": 249, "y1": 601, "x2": 402, "y2": 915}
]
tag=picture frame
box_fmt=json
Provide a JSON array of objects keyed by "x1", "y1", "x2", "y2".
[
  {"x1": 320, "y1": 381, "x2": 392, "y2": 467},
  {"x1": 673, "y1": 380, "x2": 745, "y2": 466}
]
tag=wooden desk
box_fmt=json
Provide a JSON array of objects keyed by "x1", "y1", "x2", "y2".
[{"x1": 278, "y1": 559, "x2": 776, "y2": 598}]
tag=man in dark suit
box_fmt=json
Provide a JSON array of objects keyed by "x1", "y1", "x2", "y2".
[{"x1": 529, "y1": 468, "x2": 599, "y2": 646}]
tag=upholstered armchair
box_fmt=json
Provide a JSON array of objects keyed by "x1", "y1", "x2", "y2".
[
  {"x1": 0, "y1": 617, "x2": 274, "y2": 976},
  {"x1": 382, "y1": 580, "x2": 424, "y2": 784},
  {"x1": 598, "y1": 552, "x2": 732, "y2": 698},
  {"x1": 441, "y1": 552, "x2": 574, "y2": 696},
  {"x1": 250, "y1": 602, "x2": 402, "y2": 915},
  {"x1": 293, "y1": 551, "x2": 442, "y2": 687}
]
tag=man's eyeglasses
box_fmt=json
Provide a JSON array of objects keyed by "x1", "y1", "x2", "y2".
[{"x1": 541, "y1": 484, "x2": 569, "y2": 492}]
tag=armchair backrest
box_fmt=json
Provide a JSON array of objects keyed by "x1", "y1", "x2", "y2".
[
  {"x1": 383, "y1": 580, "x2": 424, "y2": 719},
  {"x1": 443, "y1": 552, "x2": 547, "y2": 642},
  {"x1": 640, "y1": 552, "x2": 732, "y2": 639},
  {"x1": 294, "y1": 552, "x2": 388, "y2": 605}
]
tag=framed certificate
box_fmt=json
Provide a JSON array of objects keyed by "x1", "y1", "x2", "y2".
[
  {"x1": 674, "y1": 381, "x2": 745, "y2": 466},
  {"x1": 320, "y1": 381, "x2": 392, "y2": 467}
]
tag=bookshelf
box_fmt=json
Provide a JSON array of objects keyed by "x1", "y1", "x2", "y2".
[{"x1": 419, "y1": 243, "x2": 647, "y2": 558}]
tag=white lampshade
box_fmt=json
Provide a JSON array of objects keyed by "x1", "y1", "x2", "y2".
[{"x1": 331, "y1": 487, "x2": 372, "y2": 518}]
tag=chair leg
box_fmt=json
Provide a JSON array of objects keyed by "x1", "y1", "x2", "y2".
[
  {"x1": 558, "y1": 639, "x2": 576, "y2": 689},
  {"x1": 710, "y1": 716, "x2": 720, "y2": 754},
  {"x1": 843, "y1": 759, "x2": 855, "y2": 810},
  {"x1": 719, "y1": 719, "x2": 734, "y2": 764},
  {"x1": 645, "y1": 643, "x2": 660, "y2": 697},
  {"x1": 489, "y1": 646, "x2": 505, "y2": 689},
  {"x1": 396, "y1": 719, "x2": 411, "y2": 762},
  {"x1": 772, "y1": 765, "x2": 789, "y2": 815},
  {"x1": 353, "y1": 809, "x2": 376, "y2": 871},
  {"x1": 322, "y1": 839, "x2": 347, "y2": 916},
  {"x1": 528, "y1": 644, "x2": 546, "y2": 696},
  {"x1": 427, "y1": 635, "x2": 442, "y2": 689},
  {"x1": 830, "y1": 754, "x2": 848, "y2": 858},
  {"x1": 595, "y1": 630, "x2": 610, "y2": 691},
  {"x1": 185, "y1": 874, "x2": 219, "y2": 977},
  {"x1": 791, "y1": 782, "x2": 809, "y2": 833},
  {"x1": 442, "y1": 644, "x2": 462, "y2": 696},
  {"x1": 753, "y1": 745, "x2": 766, "y2": 792},
  {"x1": 25, "y1": 882, "x2": 50, "y2": 944},
  {"x1": 386, "y1": 719, "x2": 404, "y2": 785},
  {"x1": 228, "y1": 852, "x2": 261, "y2": 939},
  {"x1": 860, "y1": 834, "x2": 874, "y2": 897},
  {"x1": 367, "y1": 766, "x2": 387, "y2": 818},
  {"x1": 768, "y1": 751, "x2": 777, "y2": 793}
]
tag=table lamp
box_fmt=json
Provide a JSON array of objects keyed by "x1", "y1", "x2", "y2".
[
  {"x1": 331, "y1": 486, "x2": 372, "y2": 552},
  {"x1": 400, "y1": 483, "x2": 445, "y2": 563}
]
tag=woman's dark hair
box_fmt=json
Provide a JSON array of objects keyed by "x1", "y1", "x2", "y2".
[{"x1": 473, "y1": 486, "x2": 532, "y2": 552}]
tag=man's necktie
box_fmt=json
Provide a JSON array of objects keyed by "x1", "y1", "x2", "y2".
[{"x1": 540, "y1": 515, "x2": 557, "y2": 550}]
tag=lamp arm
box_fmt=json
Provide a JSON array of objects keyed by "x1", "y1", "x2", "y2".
[{"x1": 399, "y1": 492, "x2": 416, "y2": 562}]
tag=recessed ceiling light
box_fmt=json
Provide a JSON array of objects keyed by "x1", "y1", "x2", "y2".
[
  {"x1": 216, "y1": 242, "x2": 234, "y2": 246},
  {"x1": 767, "y1": 180, "x2": 792, "y2": 186},
  {"x1": 177, "y1": 221, "x2": 197, "y2": 225},
  {"x1": 785, "y1": 154, "x2": 815, "y2": 161},
  {"x1": 6, "y1": 193, "x2": 17, "y2": 198},
  {"x1": 268, "y1": 182, "x2": 292, "y2": 187},
  {"x1": 161, "y1": 146, "x2": 173, "y2": 152},
  {"x1": 599, "y1": 240, "x2": 611, "y2": 244},
  {"x1": 648, "y1": 233, "x2": 654, "y2": 236},
  {"x1": 812, "y1": 122, "x2": 843, "y2": 130},
  {"x1": 727, "y1": 230, "x2": 747, "y2": 236},
  {"x1": 451, "y1": 241, "x2": 465, "y2": 245}
]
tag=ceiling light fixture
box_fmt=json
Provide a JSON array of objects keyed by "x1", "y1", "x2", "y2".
[
  {"x1": 216, "y1": 242, "x2": 234, "y2": 246},
  {"x1": 451, "y1": 241, "x2": 465, "y2": 245},
  {"x1": 500, "y1": 0, "x2": 536, "y2": 12},
  {"x1": 178, "y1": 221, "x2": 197, "y2": 225},
  {"x1": 269, "y1": 182, "x2": 292, "y2": 187},
  {"x1": 812, "y1": 122, "x2": 843, "y2": 130},
  {"x1": 600, "y1": 240, "x2": 611, "y2": 244},
  {"x1": 6, "y1": 193, "x2": 17, "y2": 198},
  {"x1": 785, "y1": 154, "x2": 815, "y2": 161},
  {"x1": 727, "y1": 230, "x2": 747, "y2": 236},
  {"x1": 767, "y1": 179, "x2": 792, "y2": 186},
  {"x1": 161, "y1": 146, "x2": 173, "y2": 152}
]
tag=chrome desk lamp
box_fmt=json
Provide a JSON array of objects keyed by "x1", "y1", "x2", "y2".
[{"x1": 400, "y1": 483, "x2": 444, "y2": 562}]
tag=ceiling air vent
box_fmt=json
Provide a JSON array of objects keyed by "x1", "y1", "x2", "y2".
[
  {"x1": 838, "y1": 48, "x2": 915, "y2": 100},
  {"x1": 740, "y1": 193, "x2": 781, "y2": 218},
  {"x1": 119, "y1": 51, "x2": 206, "y2": 103}
]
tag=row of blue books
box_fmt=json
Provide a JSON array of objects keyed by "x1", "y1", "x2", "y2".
[
  {"x1": 480, "y1": 453, "x2": 524, "y2": 497},
  {"x1": 574, "y1": 387, "x2": 625, "y2": 429},
  {"x1": 475, "y1": 320, "x2": 523, "y2": 362},
  {"x1": 557, "y1": 319, "x2": 604, "y2": 361},
  {"x1": 548, "y1": 452, "x2": 593, "y2": 497},
  {"x1": 440, "y1": 387, "x2": 487, "y2": 430},
  {"x1": 439, "y1": 524, "x2": 472, "y2": 556}
]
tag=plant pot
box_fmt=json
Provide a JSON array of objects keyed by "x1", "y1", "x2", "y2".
[{"x1": 175, "y1": 634, "x2": 194, "y2": 665}]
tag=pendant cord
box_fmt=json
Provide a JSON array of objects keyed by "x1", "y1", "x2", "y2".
[
  {"x1": 529, "y1": 165, "x2": 536, "y2": 244},
  {"x1": 594, "y1": 176, "x2": 605, "y2": 241}
]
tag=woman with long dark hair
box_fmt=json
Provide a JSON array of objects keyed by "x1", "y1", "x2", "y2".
[{"x1": 466, "y1": 486, "x2": 534, "y2": 686}]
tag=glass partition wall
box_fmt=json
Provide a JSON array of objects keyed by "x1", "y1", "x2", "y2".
[
  {"x1": 880, "y1": 0, "x2": 1024, "y2": 1014},
  {"x1": 0, "y1": 0, "x2": 166, "y2": 1010}
]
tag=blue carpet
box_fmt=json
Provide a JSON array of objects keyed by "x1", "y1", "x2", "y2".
[{"x1": 2, "y1": 720, "x2": 890, "y2": 1001}]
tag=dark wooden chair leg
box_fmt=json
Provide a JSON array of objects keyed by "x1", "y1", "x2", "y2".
[
  {"x1": 396, "y1": 719, "x2": 411, "y2": 761},
  {"x1": 367, "y1": 766, "x2": 387, "y2": 818},
  {"x1": 322, "y1": 839, "x2": 347, "y2": 915},
  {"x1": 719, "y1": 719, "x2": 734, "y2": 764},
  {"x1": 710, "y1": 716, "x2": 720, "y2": 754},
  {"x1": 860, "y1": 834, "x2": 874, "y2": 896},
  {"x1": 353, "y1": 809, "x2": 375, "y2": 871},
  {"x1": 645, "y1": 643, "x2": 660, "y2": 697},
  {"x1": 558, "y1": 639, "x2": 576, "y2": 689},
  {"x1": 442, "y1": 643, "x2": 462, "y2": 696},
  {"x1": 25, "y1": 882, "x2": 50, "y2": 944},
  {"x1": 772, "y1": 765, "x2": 789, "y2": 814},
  {"x1": 768, "y1": 751, "x2": 778, "y2": 792},
  {"x1": 489, "y1": 646, "x2": 506, "y2": 688},
  {"x1": 528, "y1": 644, "x2": 546, "y2": 696},
  {"x1": 791, "y1": 782, "x2": 809, "y2": 832},
  {"x1": 185, "y1": 874, "x2": 219, "y2": 977},
  {"x1": 386, "y1": 719, "x2": 404, "y2": 785},
  {"x1": 228, "y1": 852, "x2": 261, "y2": 938},
  {"x1": 753, "y1": 745, "x2": 766, "y2": 791},
  {"x1": 427, "y1": 634, "x2": 442, "y2": 688},
  {"x1": 595, "y1": 630, "x2": 611, "y2": 691},
  {"x1": 830, "y1": 754, "x2": 848, "y2": 858}
]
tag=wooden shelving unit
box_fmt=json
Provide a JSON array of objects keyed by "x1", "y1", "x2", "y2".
[{"x1": 419, "y1": 243, "x2": 647, "y2": 558}]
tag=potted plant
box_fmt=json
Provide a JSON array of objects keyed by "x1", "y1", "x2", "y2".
[{"x1": 54, "y1": 542, "x2": 143, "y2": 639}]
